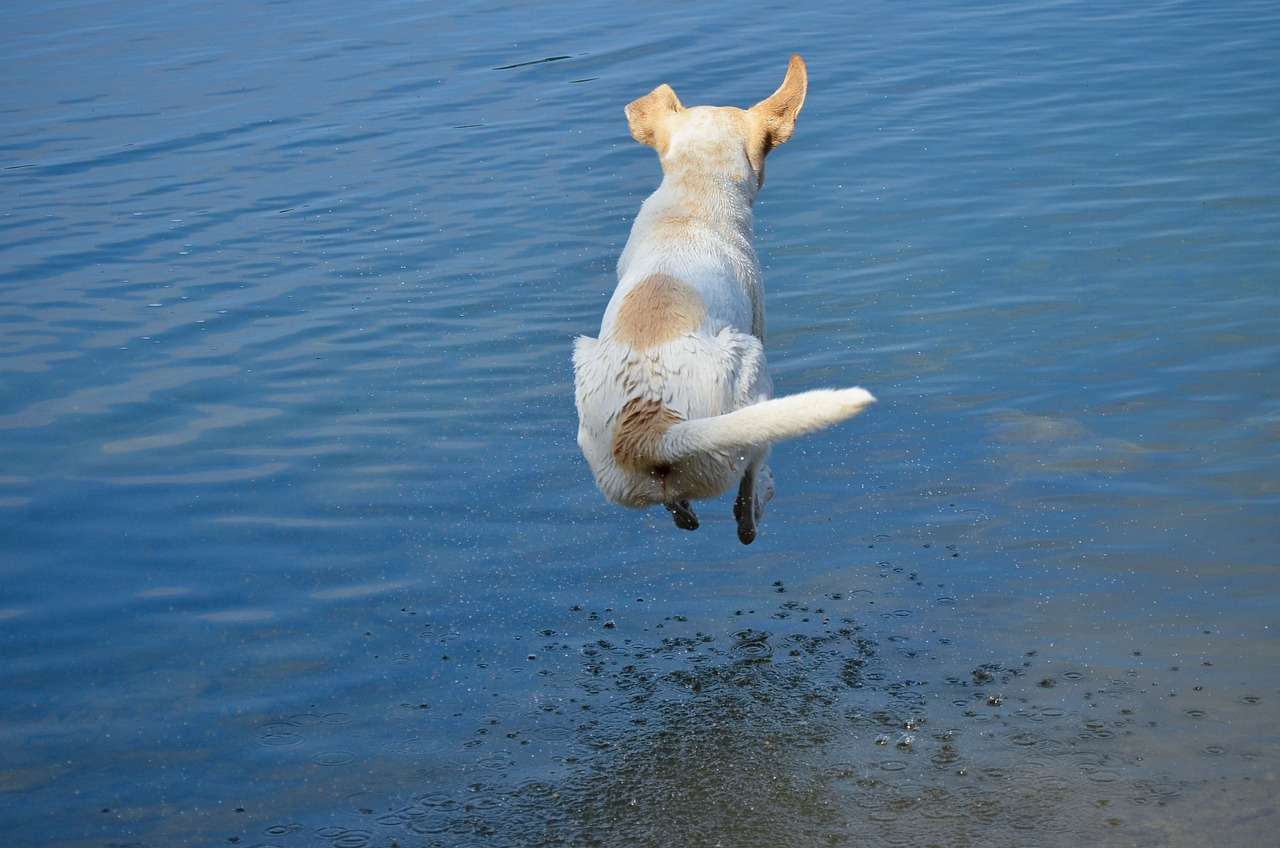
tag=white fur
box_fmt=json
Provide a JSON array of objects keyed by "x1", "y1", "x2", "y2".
[{"x1": 572, "y1": 55, "x2": 874, "y2": 543}]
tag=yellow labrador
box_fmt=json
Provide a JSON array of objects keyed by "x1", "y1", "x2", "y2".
[{"x1": 574, "y1": 55, "x2": 874, "y2": 544}]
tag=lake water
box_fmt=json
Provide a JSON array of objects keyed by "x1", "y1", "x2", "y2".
[{"x1": 2, "y1": 1, "x2": 1277, "y2": 845}]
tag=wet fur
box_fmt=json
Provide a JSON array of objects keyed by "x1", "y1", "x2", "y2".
[{"x1": 573, "y1": 55, "x2": 874, "y2": 543}]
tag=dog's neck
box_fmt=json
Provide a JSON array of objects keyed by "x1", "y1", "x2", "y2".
[{"x1": 652, "y1": 156, "x2": 759, "y2": 229}]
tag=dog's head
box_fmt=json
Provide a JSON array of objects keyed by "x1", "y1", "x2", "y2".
[{"x1": 625, "y1": 55, "x2": 807, "y2": 193}]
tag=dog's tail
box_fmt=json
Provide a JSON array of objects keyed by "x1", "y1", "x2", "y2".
[{"x1": 658, "y1": 387, "x2": 875, "y2": 461}]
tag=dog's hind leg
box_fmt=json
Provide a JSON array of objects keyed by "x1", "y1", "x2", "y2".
[
  {"x1": 666, "y1": 500, "x2": 699, "y2": 531},
  {"x1": 733, "y1": 460, "x2": 775, "y2": 545}
]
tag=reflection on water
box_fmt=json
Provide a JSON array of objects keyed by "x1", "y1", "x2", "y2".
[
  {"x1": 986, "y1": 409, "x2": 1151, "y2": 475},
  {"x1": 2, "y1": 0, "x2": 1277, "y2": 845}
]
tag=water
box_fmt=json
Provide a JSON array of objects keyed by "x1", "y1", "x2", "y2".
[{"x1": 2, "y1": 0, "x2": 1277, "y2": 845}]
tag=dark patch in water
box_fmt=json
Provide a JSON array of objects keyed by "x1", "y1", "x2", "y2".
[
  {"x1": 265, "y1": 589, "x2": 1199, "y2": 848},
  {"x1": 493, "y1": 55, "x2": 574, "y2": 71}
]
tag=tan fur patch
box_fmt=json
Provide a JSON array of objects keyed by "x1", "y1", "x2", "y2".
[
  {"x1": 611, "y1": 396, "x2": 682, "y2": 473},
  {"x1": 611, "y1": 273, "x2": 705, "y2": 350},
  {"x1": 626, "y1": 84, "x2": 683, "y2": 155}
]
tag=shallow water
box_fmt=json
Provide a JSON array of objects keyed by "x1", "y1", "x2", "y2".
[{"x1": 2, "y1": 0, "x2": 1277, "y2": 845}]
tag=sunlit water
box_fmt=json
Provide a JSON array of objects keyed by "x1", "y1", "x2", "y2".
[{"x1": 2, "y1": 1, "x2": 1277, "y2": 846}]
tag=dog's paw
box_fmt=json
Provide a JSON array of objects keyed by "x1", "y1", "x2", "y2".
[
  {"x1": 758, "y1": 465, "x2": 775, "y2": 509},
  {"x1": 733, "y1": 490, "x2": 759, "y2": 544},
  {"x1": 734, "y1": 466, "x2": 774, "y2": 545},
  {"x1": 666, "y1": 500, "x2": 699, "y2": 531}
]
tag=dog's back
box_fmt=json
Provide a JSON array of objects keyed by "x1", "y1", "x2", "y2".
[{"x1": 573, "y1": 56, "x2": 874, "y2": 542}]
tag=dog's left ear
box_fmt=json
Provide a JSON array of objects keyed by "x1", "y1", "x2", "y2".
[
  {"x1": 626, "y1": 84, "x2": 684, "y2": 154},
  {"x1": 749, "y1": 54, "x2": 807, "y2": 153}
]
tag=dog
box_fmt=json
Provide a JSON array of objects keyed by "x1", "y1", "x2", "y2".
[{"x1": 573, "y1": 55, "x2": 874, "y2": 544}]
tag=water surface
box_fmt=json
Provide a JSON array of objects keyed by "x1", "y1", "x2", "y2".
[{"x1": 2, "y1": 1, "x2": 1277, "y2": 845}]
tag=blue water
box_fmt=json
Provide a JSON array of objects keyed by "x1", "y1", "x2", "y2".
[{"x1": 3, "y1": 1, "x2": 1277, "y2": 845}]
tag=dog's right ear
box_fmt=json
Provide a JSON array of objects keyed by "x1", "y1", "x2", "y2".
[
  {"x1": 749, "y1": 54, "x2": 807, "y2": 152},
  {"x1": 625, "y1": 84, "x2": 683, "y2": 154}
]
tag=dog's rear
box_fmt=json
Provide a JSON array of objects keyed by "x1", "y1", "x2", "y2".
[{"x1": 574, "y1": 55, "x2": 874, "y2": 543}]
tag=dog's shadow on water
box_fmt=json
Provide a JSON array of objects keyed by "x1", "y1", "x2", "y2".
[{"x1": 370, "y1": 588, "x2": 1184, "y2": 847}]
